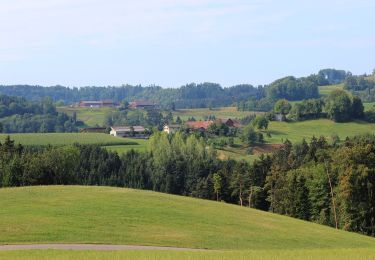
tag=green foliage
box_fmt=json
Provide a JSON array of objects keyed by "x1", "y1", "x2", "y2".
[
  {"x1": 324, "y1": 90, "x2": 363, "y2": 122},
  {"x1": 318, "y1": 69, "x2": 349, "y2": 85},
  {"x1": 241, "y1": 125, "x2": 264, "y2": 145},
  {"x1": 274, "y1": 99, "x2": 292, "y2": 115},
  {"x1": 288, "y1": 99, "x2": 324, "y2": 121},
  {"x1": 266, "y1": 76, "x2": 320, "y2": 101},
  {"x1": 252, "y1": 115, "x2": 269, "y2": 130},
  {"x1": 213, "y1": 173, "x2": 222, "y2": 201},
  {"x1": 0, "y1": 94, "x2": 81, "y2": 133}
]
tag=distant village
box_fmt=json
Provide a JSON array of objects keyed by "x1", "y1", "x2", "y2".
[{"x1": 78, "y1": 99, "x2": 241, "y2": 139}]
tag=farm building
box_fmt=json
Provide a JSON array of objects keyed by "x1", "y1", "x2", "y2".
[
  {"x1": 186, "y1": 118, "x2": 241, "y2": 133},
  {"x1": 78, "y1": 100, "x2": 118, "y2": 108},
  {"x1": 216, "y1": 118, "x2": 241, "y2": 128},
  {"x1": 185, "y1": 121, "x2": 214, "y2": 132},
  {"x1": 129, "y1": 100, "x2": 159, "y2": 109},
  {"x1": 110, "y1": 126, "x2": 149, "y2": 139},
  {"x1": 163, "y1": 124, "x2": 180, "y2": 134}
]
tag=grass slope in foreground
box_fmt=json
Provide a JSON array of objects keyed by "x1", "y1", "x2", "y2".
[{"x1": 1, "y1": 186, "x2": 375, "y2": 251}]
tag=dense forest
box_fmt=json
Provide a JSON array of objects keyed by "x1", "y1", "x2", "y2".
[
  {"x1": 0, "y1": 68, "x2": 359, "y2": 109},
  {"x1": 1, "y1": 133, "x2": 374, "y2": 237},
  {"x1": 0, "y1": 95, "x2": 81, "y2": 133}
]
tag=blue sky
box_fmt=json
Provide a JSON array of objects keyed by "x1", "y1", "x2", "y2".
[{"x1": 0, "y1": 0, "x2": 374, "y2": 87}]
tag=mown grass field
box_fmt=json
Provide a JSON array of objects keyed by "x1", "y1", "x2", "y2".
[
  {"x1": 0, "y1": 133, "x2": 148, "y2": 153},
  {"x1": 265, "y1": 119, "x2": 375, "y2": 144},
  {"x1": 0, "y1": 186, "x2": 375, "y2": 259},
  {"x1": 318, "y1": 83, "x2": 345, "y2": 96},
  {"x1": 57, "y1": 107, "x2": 116, "y2": 127},
  {"x1": 173, "y1": 107, "x2": 263, "y2": 121},
  {"x1": 2, "y1": 248, "x2": 375, "y2": 260}
]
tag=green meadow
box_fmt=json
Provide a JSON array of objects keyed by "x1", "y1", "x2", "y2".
[
  {"x1": 0, "y1": 186, "x2": 375, "y2": 259},
  {"x1": 172, "y1": 107, "x2": 263, "y2": 121},
  {"x1": 0, "y1": 133, "x2": 148, "y2": 153},
  {"x1": 2, "y1": 248, "x2": 375, "y2": 260},
  {"x1": 265, "y1": 119, "x2": 375, "y2": 144},
  {"x1": 57, "y1": 107, "x2": 115, "y2": 127},
  {"x1": 318, "y1": 83, "x2": 345, "y2": 96}
]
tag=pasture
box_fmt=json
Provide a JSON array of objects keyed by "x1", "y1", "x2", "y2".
[
  {"x1": 57, "y1": 107, "x2": 115, "y2": 127},
  {"x1": 2, "y1": 248, "x2": 375, "y2": 260},
  {"x1": 318, "y1": 83, "x2": 345, "y2": 96},
  {"x1": 265, "y1": 119, "x2": 375, "y2": 144},
  {"x1": 1, "y1": 186, "x2": 373, "y2": 249},
  {"x1": 0, "y1": 186, "x2": 375, "y2": 259},
  {"x1": 0, "y1": 133, "x2": 148, "y2": 152},
  {"x1": 172, "y1": 107, "x2": 263, "y2": 121}
]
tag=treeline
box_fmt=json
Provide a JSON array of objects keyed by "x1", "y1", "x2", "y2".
[
  {"x1": 1, "y1": 134, "x2": 375, "y2": 237},
  {"x1": 0, "y1": 95, "x2": 81, "y2": 133},
  {"x1": 273, "y1": 90, "x2": 373, "y2": 123},
  {"x1": 238, "y1": 69, "x2": 353, "y2": 112},
  {"x1": 344, "y1": 75, "x2": 375, "y2": 102},
  {"x1": 0, "y1": 68, "x2": 356, "y2": 110},
  {"x1": 0, "y1": 83, "x2": 262, "y2": 109}
]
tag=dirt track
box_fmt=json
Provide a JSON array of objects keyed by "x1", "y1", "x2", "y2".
[{"x1": 0, "y1": 244, "x2": 210, "y2": 251}]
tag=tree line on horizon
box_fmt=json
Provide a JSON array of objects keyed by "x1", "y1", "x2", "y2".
[{"x1": 0, "y1": 68, "x2": 368, "y2": 110}]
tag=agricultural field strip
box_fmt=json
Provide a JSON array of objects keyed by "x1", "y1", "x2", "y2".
[{"x1": 0, "y1": 244, "x2": 210, "y2": 252}]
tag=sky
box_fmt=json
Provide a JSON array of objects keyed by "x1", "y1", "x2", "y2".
[{"x1": 0, "y1": 0, "x2": 374, "y2": 88}]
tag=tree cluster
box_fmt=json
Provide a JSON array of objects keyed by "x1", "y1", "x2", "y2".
[{"x1": 0, "y1": 95, "x2": 81, "y2": 133}]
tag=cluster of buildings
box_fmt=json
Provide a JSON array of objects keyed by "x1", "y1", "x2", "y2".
[
  {"x1": 76, "y1": 99, "x2": 159, "y2": 109},
  {"x1": 77, "y1": 100, "x2": 119, "y2": 108},
  {"x1": 76, "y1": 99, "x2": 241, "y2": 139},
  {"x1": 105, "y1": 118, "x2": 241, "y2": 139}
]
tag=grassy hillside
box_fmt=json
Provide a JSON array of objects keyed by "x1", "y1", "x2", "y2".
[
  {"x1": 0, "y1": 133, "x2": 149, "y2": 153},
  {"x1": 2, "y1": 248, "x2": 375, "y2": 260},
  {"x1": 1, "y1": 186, "x2": 374, "y2": 251},
  {"x1": 265, "y1": 119, "x2": 375, "y2": 144},
  {"x1": 318, "y1": 83, "x2": 345, "y2": 96},
  {"x1": 173, "y1": 107, "x2": 263, "y2": 121},
  {"x1": 57, "y1": 107, "x2": 115, "y2": 127}
]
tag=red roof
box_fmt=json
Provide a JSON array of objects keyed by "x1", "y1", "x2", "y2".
[{"x1": 186, "y1": 121, "x2": 213, "y2": 130}]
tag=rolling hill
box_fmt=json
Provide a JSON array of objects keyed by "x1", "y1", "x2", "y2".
[{"x1": 0, "y1": 186, "x2": 375, "y2": 259}]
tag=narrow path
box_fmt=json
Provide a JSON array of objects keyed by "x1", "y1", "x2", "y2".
[{"x1": 0, "y1": 244, "x2": 210, "y2": 251}]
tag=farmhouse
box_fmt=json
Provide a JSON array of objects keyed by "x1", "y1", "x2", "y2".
[
  {"x1": 129, "y1": 100, "x2": 159, "y2": 109},
  {"x1": 217, "y1": 118, "x2": 241, "y2": 128},
  {"x1": 185, "y1": 121, "x2": 214, "y2": 132},
  {"x1": 78, "y1": 100, "x2": 118, "y2": 108},
  {"x1": 163, "y1": 124, "x2": 180, "y2": 134},
  {"x1": 110, "y1": 126, "x2": 149, "y2": 139}
]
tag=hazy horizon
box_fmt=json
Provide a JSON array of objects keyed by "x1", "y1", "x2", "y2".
[{"x1": 1, "y1": 0, "x2": 374, "y2": 87}]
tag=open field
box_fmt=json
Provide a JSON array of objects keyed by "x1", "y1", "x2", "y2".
[
  {"x1": 364, "y1": 102, "x2": 375, "y2": 111},
  {"x1": 173, "y1": 107, "x2": 263, "y2": 121},
  {"x1": 57, "y1": 107, "x2": 116, "y2": 127},
  {"x1": 2, "y1": 248, "x2": 375, "y2": 260},
  {"x1": 265, "y1": 119, "x2": 375, "y2": 144},
  {"x1": 1, "y1": 186, "x2": 375, "y2": 259},
  {"x1": 318, "y1": 83, "x2": 345, "y2": 96},
  {"x1": 0, "y1": 133, "x2": 148, "y2": 153},
  {"x1": 0, "y1": 186, "x2": 374, "y2": 249}
]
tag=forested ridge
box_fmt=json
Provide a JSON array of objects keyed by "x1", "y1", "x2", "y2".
[
  {"x1": 0, "y1": 68, "x2": 361, "y2": 109},
  {"x1": 0, "y1": 95, "x2": 81, "y2": 133},
  {"x1": 1, "y1": 133, "x2": 375, "y2": 237}
]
